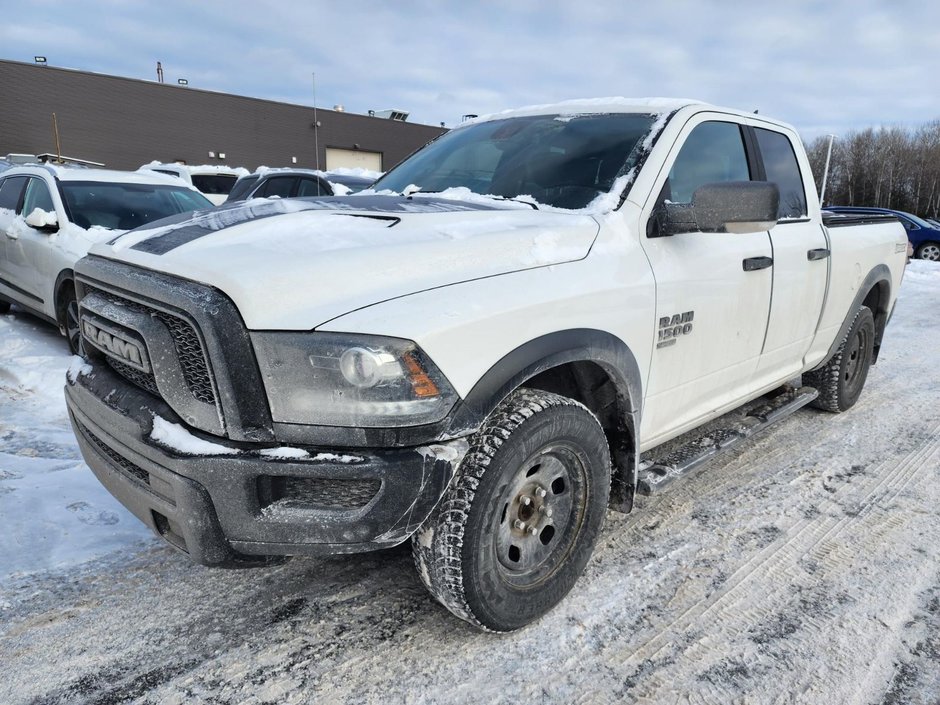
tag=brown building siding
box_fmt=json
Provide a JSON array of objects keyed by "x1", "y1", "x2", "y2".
[{"x1": 0, "y1": 60, "x2": 446, "y2": 171}]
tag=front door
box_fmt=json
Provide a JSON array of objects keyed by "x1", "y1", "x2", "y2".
[{"x1": 639, "y1": 118, "x2": 772, "y2": 448}]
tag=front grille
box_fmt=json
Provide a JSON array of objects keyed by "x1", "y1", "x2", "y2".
[
  {"x1": 158, "y1": 314, "x2": 215, "y2": 404},
  {"x1": 85, "y1": 286, "x2": 216, "y2": 405},
  {"x1": 80, "y1": 422, "x2": 150, "y2": 487},
  {"x1": 258, "y1": 476, "x2": 381, "y2": 511},
  {"x1": 107, "y1": 358, "x2": 159, "y2": 396}
]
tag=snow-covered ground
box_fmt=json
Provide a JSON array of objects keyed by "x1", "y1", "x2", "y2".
[{"x1": 1, "y1": 262, "x2": 938, "y2": 704}]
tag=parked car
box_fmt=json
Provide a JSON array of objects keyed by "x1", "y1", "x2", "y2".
[
  {"x1": 66, "y1": 98, "x2": 907, "y2": 632},
  {"x1": 225, "y1": 168, "x2": 333, "y2": 203},
  {"x1": 225, "y1": 168, "x2": 378, "y2": 203},
  {"x1": 138, "y1": 162, "x2": 248, "y2": 206},
  {"x1": 0, "y1": 165, "x2": 213, "y2": 351},
  {"x1": 824, "y1": 206, "x2": 940, "y2": 261}
]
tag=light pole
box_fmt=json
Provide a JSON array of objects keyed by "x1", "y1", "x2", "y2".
[{"x1": 820, "y1": 134, "x2": 836, "y2": 206}]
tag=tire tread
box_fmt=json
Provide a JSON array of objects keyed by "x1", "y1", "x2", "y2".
[{"x1": 411, "y1": 388, "x2": 603, "y2": 631}]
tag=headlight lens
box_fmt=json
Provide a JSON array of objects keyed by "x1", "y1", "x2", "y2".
[{"x1": 251, "y1": 332, "x2": 458, "y2": 427}]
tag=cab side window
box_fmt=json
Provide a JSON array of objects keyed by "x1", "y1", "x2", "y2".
[
  {"x1": 754, "y1": 128, "x2": 807, "y2": 219},
  {"x1": 665, "y1": 122, "x2": 751, "y2": 204},
  {"x1": 22, "y1": 178, "x2": 55, "y2": 217}
]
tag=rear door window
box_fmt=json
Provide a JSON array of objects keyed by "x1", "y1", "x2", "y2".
[{"x1": 754, "y1": 128, "x2": 807, "y2": 218}]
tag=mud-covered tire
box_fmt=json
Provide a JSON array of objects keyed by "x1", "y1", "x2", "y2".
[
  {"x1": 805, "y1": 305, "x2": 875, "y2": 413},
  {"x1": 412, "y1": 388, "x2": 610, "y2": 632},
  {"x1": 915, "y1": 241, "x2": 940, "y2": 261}
]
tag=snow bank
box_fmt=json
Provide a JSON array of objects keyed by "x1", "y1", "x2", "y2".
[{"x1": 0, "y1": 312, "x2": 152, "y2": 579}]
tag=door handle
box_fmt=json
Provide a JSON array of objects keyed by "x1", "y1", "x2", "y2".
[
  {"x1": 743, "y1": 256, "x2": 773, "y2": 271},
  {"x1": 807, "y1": 248, "x2": 830, "y2": 261}
]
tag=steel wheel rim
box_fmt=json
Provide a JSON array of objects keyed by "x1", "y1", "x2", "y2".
[
  {"x1": 493, "y1": 444, "x2": 588, "y2": 588},
  {"x1": 844, "y1": 324, "x2": 870, "y2": 393}
]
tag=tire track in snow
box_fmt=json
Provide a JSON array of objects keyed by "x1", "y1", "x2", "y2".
[{"x1": 612, "y1": 421, "x2": 940, "y2": 701}]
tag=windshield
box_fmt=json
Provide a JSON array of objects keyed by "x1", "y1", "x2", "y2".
[
  {"x1": 373, "y1": 113, "x2": 657, "y2": 210},
  {"x1": 60, "y1": 182, "x2": 213, "y2": 230},
  {"x1": 226, "y1": 175, "x2": 260, "y2": 202}
]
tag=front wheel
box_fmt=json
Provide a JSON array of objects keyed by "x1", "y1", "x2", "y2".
[
  {"x1": 58, "y1": 284, "x2": 82, "y2": 355},
  {"x1": 412, "y1": 388, "x2": 610, "y2": 631},
  {"x1": 805, "y1": 305, "x2": 875, "y2": 412}
]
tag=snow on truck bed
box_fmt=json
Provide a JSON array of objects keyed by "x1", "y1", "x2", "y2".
[{"x1": 1, "y1": 261, "x2": 939, "y2": 704}]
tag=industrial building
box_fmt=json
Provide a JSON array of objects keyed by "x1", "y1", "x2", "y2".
[{"x1": 0, "y1": 59, "x2": 447, "y2": 172}]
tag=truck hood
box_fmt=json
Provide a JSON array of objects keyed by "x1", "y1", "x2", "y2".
[{"x1": 92, "y1": 195, "x2": 599, "y2": 329}]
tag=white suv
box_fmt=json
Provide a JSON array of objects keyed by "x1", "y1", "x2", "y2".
[
  {"x1": 0, "y1": 165, "x2": 212, "y2": 351},
  {"x1": 138, "y1": 163, "x2": 248, "y2": 205}
]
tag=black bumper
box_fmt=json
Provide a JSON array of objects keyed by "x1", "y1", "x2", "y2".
[{"x1": 65, "y1": 364, "x2": 467, "y2": 567}]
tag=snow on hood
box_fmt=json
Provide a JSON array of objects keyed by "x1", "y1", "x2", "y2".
[{"x1": 94, "y1": 196, "x2": 600, "y2": 330}]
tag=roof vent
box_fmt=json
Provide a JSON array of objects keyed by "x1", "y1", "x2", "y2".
[
  {"x1": 334, "y1": 104, "x2": 345, "y2": 112},
  {"x1": 373, "y1": 109, "x2": 409, "y2": 122}
]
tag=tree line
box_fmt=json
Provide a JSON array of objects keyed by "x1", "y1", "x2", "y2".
[{"x1": 805, "y1": 121, "x2": 940, "y2": 218}]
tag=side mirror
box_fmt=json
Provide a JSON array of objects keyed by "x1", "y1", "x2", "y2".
[
  {"x1": 651, "y1": 181, "x2": 780, "y2": 236},
  {"x1": 24, "y1": 208, "x2": 59, "y2": 233}
]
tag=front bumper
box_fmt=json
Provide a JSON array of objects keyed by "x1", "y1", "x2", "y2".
[{"x1": 65, "y1": 362, "x2": 468, "y2": 567}]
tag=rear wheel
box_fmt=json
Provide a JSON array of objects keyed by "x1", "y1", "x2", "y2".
[
  {"x1": 915, "y1": 241, "x2": 940, "y2": 261},
  {"x1": 412, "y1": 388, "x2": 610, "y2": 631},
  {"x1": 805, "y1": 305, "x2": 875, "y2": 412},
  {"x1": 0, "y1": 300, "x2": 9, "y2": 314}
]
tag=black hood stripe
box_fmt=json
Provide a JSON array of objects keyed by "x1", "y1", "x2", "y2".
[{"x1": 127, "y1": 195, "x2": 501, "y2": 255}]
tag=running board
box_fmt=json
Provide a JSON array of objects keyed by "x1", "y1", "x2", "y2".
[{"x1": 636, "y1": 386, "x2": 819, "y2": 496}]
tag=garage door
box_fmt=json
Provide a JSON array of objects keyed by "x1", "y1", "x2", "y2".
[{"x1": 325, "y1": 148, "x2": 383, "y2": 171}]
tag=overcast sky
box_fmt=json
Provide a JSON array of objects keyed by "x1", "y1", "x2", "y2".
[{"x1": 3, "y1": 0, "x2": 938, "y2": 141}]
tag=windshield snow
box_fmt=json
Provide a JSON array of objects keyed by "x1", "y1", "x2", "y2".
[{"x1": 373, "y1": 113, "x2": 658, "y2": 210}]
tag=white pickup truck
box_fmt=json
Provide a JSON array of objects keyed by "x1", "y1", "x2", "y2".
[{"x1": 65, "y1": 99, "x2": 908, "y2": 631}]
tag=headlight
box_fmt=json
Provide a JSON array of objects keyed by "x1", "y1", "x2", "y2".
[{"x1": 251, "y1": 332, "x2": 458, "y2": 427}]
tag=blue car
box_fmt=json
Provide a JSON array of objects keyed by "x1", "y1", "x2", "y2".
[{"x1": 825, "y1": 206, "x2": 940, "y2": 261}]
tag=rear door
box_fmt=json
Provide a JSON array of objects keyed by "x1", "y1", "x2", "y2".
[{"x1": 750, "y1": 124, "x2": 829, "y2": 384}]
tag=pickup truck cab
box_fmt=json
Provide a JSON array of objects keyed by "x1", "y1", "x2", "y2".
[{"x1": 65, "y1": 99, "x2": 908, "y2": 631}]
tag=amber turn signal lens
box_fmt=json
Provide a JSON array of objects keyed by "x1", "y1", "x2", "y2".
[{"x1": 402, "y1": 353, "x2": 440, "y2": 398}]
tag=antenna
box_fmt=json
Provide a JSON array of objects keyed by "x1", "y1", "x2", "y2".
[
  {"x1": 52, "y1": 113, "x2": 63, "y2": 164},
  {"x1": 157, "y1": 61, "x2": 164, "y2": 83},
  {"x1": 312, "y1": 72, "x2": 320, "y2": 170}
]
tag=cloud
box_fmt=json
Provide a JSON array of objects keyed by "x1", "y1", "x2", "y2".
[{"x1": 4, "y1": 0, "x2": 940, "y2": 137}]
